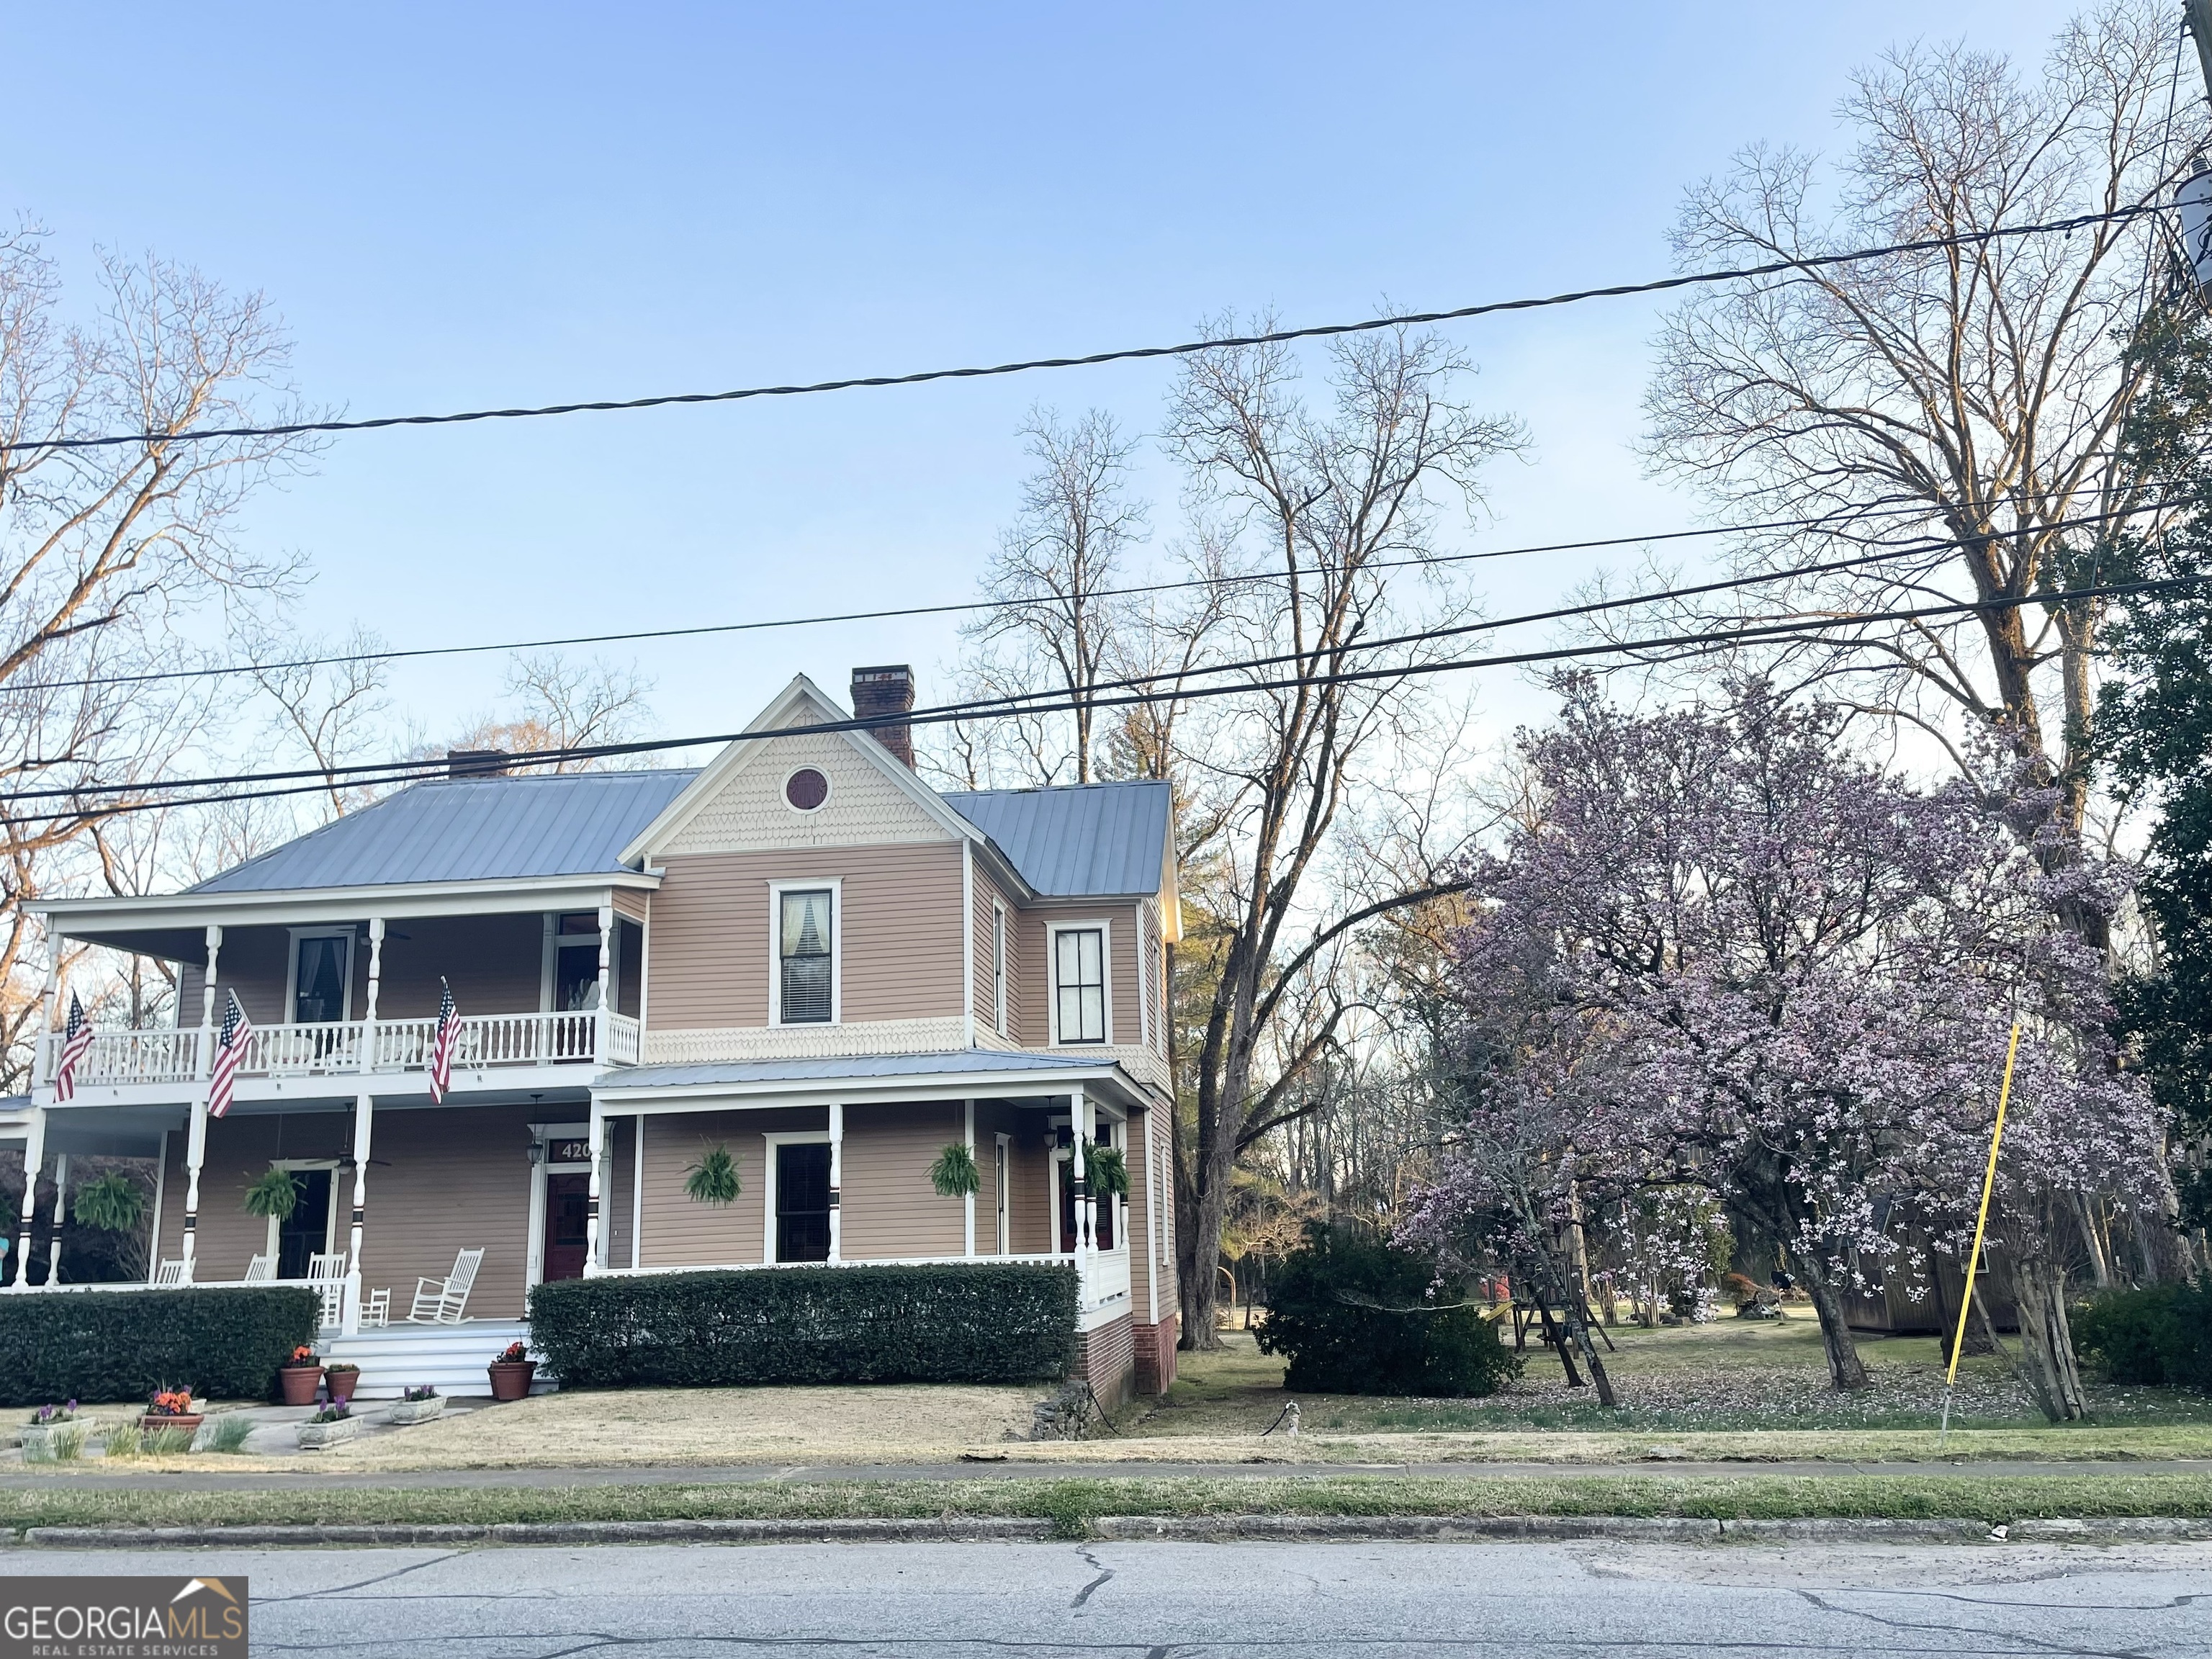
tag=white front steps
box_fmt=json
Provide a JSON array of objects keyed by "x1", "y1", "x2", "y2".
[{"x1": 319, "y1": 1319, "x2": 551, "y2": 1399}]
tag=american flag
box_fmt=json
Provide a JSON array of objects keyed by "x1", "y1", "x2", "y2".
[
  {"x1": 208, "y1": 990, "x2": 253, "y2": 1119},
  {"x1": 51, "y1": 993, "x2": 95, "y2": 1102},
  {"x1": 428, "y1": 978, "x2": 461, "y2": 1103}
]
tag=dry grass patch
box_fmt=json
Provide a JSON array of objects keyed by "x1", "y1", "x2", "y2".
[{"x1": 314, "y1": 1382, "x2": 1046, "y2": 1471}]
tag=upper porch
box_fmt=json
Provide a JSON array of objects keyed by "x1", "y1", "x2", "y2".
[{"x1": 28, "y1": 869, "x2": 649, "y2": 1105}]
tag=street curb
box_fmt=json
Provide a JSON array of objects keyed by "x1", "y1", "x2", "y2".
[{"x1": 12, "y1": 1514, "x2": 2212, "y2": 1548}]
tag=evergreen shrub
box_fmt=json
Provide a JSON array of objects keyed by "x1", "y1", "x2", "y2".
[
  {"x1": 1256, "y1": 1222, "x2": 1520, "y2": 1397},
  {"x1": 529, "y1": 1262, "x2": 1079, "y2": 1388},
  {"x1": 0, "y1": 1287, "x2": 320, "y2": 1406},
  {"x1": 2072, "y1": 1282, "x2": 2212, "y2": 1393}
]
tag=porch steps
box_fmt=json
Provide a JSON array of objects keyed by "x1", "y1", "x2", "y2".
[{"x1": 320, "y1": 1319, "x2": 553, "y2": 1400}]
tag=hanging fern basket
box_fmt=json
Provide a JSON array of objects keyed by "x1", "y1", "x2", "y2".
[
  {"x1": 242, "y1": 1166, "x2": 305, "y2": 1222},
  {"x1": 684, "y1": 1143, "x2": 742, "y2": 1206},
  {"x1": 928, "y1": 1142, "x2": 981, "y2": 1199},
  {"x1": 1087, "y1": 1146, "x2": 1130, "y2": 1200}
]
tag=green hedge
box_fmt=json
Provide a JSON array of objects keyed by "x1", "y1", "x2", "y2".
[
  {"x1": 0, "y1": 1287, "x2": 320, "y2": 1406},
  {"x1": 1256, "y1": 1222, "x2": 1521, "y2": 1397},
  {"x1": 529, "y1": 1263, "x2": 1079, "y2": 1388},
  {"x1": 2073, "y1": 1282, "x2": 2212, "y2": 1393}
]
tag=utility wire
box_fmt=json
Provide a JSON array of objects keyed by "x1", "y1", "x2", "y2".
[
  {"x1": 0, "y1": 202, "x2": 2173, "y2": 457},
  {"x1": 24, "y1": 489, "x2": 2173, "y2": 696},
  {"x1": 16, "y1": 491, "x2": 1996, "y2": 693},
  {"x1": 9, "y1": 572, "x2": 2197, "y2": 827},
  {"x1": 5, "y1": 502, "x2": 2163, "y2": 803}
]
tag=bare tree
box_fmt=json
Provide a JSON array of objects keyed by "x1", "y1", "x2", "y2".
[
  {"x1": 439, "y1": 652, "x2": 655, "y2": 770},
  {"x1": 1163, "y1": 322, "x2": 1521, "y2": 1348},
  {"x1": 249, "y1": 624, "x2": 393, "y2": 819},
  {"x1": 1639, "y1": 4, "x2": 2200, "y2": 835},
  {"x1": 943, "y1": 410, "x2": 1148, "y2": 786},
  {"x1": 0, "y1": 225, "x2": 316, "y2": 1083}
]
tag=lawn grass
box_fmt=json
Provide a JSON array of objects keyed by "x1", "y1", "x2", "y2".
[
  {"x1": 1132, "y1": 1321, "x2": 2212, "y2": 1442},
  {"x1": 3, "y1": 1473, "x2": 2207, "y2": 1538}
]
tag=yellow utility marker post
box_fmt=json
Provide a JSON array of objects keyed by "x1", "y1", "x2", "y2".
[{"x1": 1939, "y1": 1022, "x2": 2022, "y2": 1448}]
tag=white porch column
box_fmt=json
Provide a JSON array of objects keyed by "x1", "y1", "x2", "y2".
[
  {"x1": 32, "y1": 937, "x2": 58, "y2": 1090},
  {"x1": 343, "y1": 1091, "x2": 373, "y2": 1334},
  {"x1": 197, "y1": 926, "x2": 222, "y2": 1074},
  {"x1": 583, "y1": 1093, "x2": 605, "y2": 1276},
  {"x1": 361, "y1": 919, "x2": 385, "y2": 1072},
  {"x1": 9, "y1": 1107, "x2": 44, "y2": 1287},
  {"x1": 962, "y1": 1100, "x2": 976, "y2": 1258},
  {"x1": 45, "y1": 1154, "x2": 70, "y2": 1283},
  {"x1": 827, "y1": 1101, "x2": 844, "y2": 1262},
  {"x1": 594, "y1": 904, "x2": 614, "y2": 1063},
  {"x1": 1070, "y1": 1092, "x2": 1091, "y2": 1299}
]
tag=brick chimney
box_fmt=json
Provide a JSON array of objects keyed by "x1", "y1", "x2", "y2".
[
  {"x1": 446, "y1": 748, "x2": 511, "y2": 778},
  {"x1": 850, "y1": 665, "x2": 916, "y2": 768}
]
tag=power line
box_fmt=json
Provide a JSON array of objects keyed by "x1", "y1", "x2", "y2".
[
  {"x1": 27, "y1": 488, "x2": 2171, "y2": 696},
  {"x1": 9, "y1": 572, "x2": 2197, "y2": 827},
  {"x1": 17, "y1": 492, "x2": 1986, "y2": 693},
  {"x1": 4, "y1": 503, "x2": 2152, "y2": 801},
  {"x1": 0, "y1": 202, "x2": 2172, "y2": 457}
]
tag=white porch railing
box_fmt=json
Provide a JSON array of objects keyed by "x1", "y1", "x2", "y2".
[{"x1": 40, "y1": 1010, "x2": 643, "y2": 1089}]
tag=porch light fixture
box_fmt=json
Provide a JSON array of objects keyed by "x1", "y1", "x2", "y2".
[{"x1": 526, "y1": 1142, "x2": 545, "y2": 1166}]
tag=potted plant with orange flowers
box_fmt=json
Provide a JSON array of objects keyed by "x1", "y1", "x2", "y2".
[
  {"x1": 279, "y1": 1344, "x2": 324, "y2": 1406},
  {"x1": 487, "y1": 1340, "x2": 536, "y2": 1402},
  {"x1": 140, "y1": 1388, "x2": 203, "y2": 1437}
]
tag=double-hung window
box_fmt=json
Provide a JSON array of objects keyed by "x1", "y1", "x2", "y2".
[
  {"x1": 1053, "y1": 925, "x2": 1107, "y2": 1045},
  {"x1": 776, "y1": 887, "x2": 835, "y2": 1025}
]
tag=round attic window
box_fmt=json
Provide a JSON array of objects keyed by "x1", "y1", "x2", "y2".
[{"x1": 784, "y1": 767, "x2": 830, "y2": 811}]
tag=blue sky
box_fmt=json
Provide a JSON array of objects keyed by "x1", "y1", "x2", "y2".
[{"x1": 2, "y1": 3, "x2": 2090, "y2": 755}]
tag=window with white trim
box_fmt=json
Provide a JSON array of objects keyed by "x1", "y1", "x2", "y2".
[
  {"x1": 1053, "y1": 926, "x2": 1107, "y2": 1044},
  {"x1": 777, "y1": 888, "x2": 835, "y2": 1025},
  {"x1": 992, "y1": 902, "x2": 1009, "y2": 1035}
]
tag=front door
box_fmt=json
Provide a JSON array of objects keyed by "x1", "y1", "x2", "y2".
[
  {"x1": 541, "y1": 1174, "x2": 591, "y2": 1282},
  {"x1": 775, "y1": 1143, "x2": 832, "y2": 1262},
  {"x1": 276, "y1": 1169, "x2": 334, "y2": 1280}
]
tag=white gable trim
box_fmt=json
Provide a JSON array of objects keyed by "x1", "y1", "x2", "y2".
[{"x1": 620, "y1": 675, "x2": 989, "y2": 866}]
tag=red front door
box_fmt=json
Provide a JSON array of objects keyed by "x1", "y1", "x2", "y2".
[{"x1": 542, "y1": 1174, "x2": 591, "y2": 1282}]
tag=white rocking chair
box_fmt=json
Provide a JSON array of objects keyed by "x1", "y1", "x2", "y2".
[
  {"x1": 408, "y1": 1248, "x2": 484, "y2": 1325},
  {"x1": 306, "y1": 1251, "x2": 350, "y2": 1328},
  {"x1": 150, "y1": 1258, "x2": 189, "y2": 1287},
  {"x1": 243, "y1": 1254, "x2": 276, "y2": 1284}
]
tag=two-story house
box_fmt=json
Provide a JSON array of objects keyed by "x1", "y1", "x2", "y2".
[{"x1": 4, "y1": 667, "x2": 1180, "y2": 1402}]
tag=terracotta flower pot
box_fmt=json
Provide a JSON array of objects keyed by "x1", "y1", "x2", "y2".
[
  {"x1": 486, "y1": 1359, "x2": 536, "y2": 1402},
  {"x1": 325, "y1": 1369, "x2": 361, "y2": 1405},
  {"x1": 139, "y1": 1413, "x2": 204, "y2": 1438},
  {"x1": 279, "y1": 1364, "x2": 324, "y2": 1406}
]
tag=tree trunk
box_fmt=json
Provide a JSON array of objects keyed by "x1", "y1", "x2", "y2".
[
  {"x1": 1789, "y1": 1251, "x2": 1871, "y2": 1391},
  {"x1": 1999, "y1": 1221, "x2": 2087, "y2": 1423}
]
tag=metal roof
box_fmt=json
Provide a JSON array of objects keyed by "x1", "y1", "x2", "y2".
[
  {"x1": 189, "y1": 770, "x2": 700, "y2": 894},
  {"x1": 943, "y1": 781, "x2": 1170, "y2": 897},
  {"x1": 180, "y1": 763, "x2": 1167, "y2": 901},
  {"x1": 595, "y1": 1051, "x2": 1120, "y2": 1090}
]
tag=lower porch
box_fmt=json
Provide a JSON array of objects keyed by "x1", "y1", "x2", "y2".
[{"x1": 3, "y1": 1053, "x2": 1175, "y2": 1394}]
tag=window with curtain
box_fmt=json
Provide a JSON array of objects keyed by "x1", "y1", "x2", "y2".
[
  {"x1": 778, "y1": 889, "x2": 834, "y2": 1024},
  {"x1": 292, "y1": 935, "x2": 350, "y2": 1024},
  {"x1": 1053, "y1": 927, "x2": 1105, "y2": 1044}
]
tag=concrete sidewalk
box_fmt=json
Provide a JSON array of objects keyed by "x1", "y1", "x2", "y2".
[{"x1": 4, "y1": 1455, "x2": 2208, "y2": 1492}]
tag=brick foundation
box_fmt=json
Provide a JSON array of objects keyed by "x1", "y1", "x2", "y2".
[
  {"x1": 1133, "y1": 1314, "x2": 1179, "y2": 1394},
  {"x1": 1071, "y1": 1313, "x2": 1136, "y2": 1406}
]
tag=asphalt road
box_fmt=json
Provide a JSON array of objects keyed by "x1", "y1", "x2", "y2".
[{"x1": 22, "y1": 1538, "x2": 2212, "y2": 1657}]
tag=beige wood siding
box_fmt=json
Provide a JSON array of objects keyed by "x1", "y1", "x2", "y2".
[
  {"x1": 156, "y1": 1103, "x2": 541, "y2": 1320},
  {"x1": 839, "y1": 1102, "x2": 964, "y2": 1259},
  {"x1": 1128, "y1": 1103, "x2": 1177, "y2": 1316},
  {"x1": 1024, "y1": 902, "x2": 1146, "y2": 1048},
  {"x1": 613, "y1": 888, "x2": 649, "y2": 923},
  {"x1": 1010, "y1": 908, "x2": 1047, "y2": 1048},
  {"x1": 1006, "y1": 1107, "x2": 1056, "y2": 1254},
  {"x1": 634, "y1": 1107, "x2": 826, "y2": 1268},
  {"x1": 606, "y1": 1114, "x2": 639, "y2": 1267},
  {"x1": 369, "y1": 913, "x2": 544, "y2": 1019},
  {"x1": 644, "y1": 844, "x2": 965, "y2": 1030}
]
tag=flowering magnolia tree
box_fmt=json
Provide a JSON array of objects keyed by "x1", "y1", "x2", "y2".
[{"x1": 1402, "y1": 679, "x2": 2161, "y2": 1413}]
